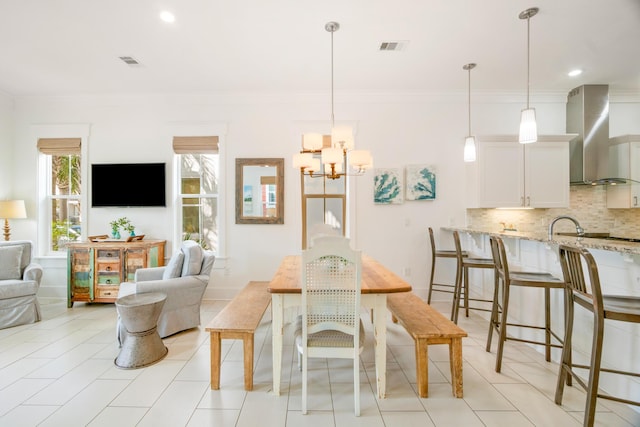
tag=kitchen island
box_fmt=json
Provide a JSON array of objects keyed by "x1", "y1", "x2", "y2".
[{"x1": 439, "y1": 226, "x2": 640, "y2": 407}]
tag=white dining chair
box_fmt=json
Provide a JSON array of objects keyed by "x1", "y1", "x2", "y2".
[{"x1": 294, "y1": 237, "x2": 364, "y2": 416}]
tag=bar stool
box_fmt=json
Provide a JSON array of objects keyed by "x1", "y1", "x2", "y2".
[
  {"x1": 486, "y1": 235, "x2": 566, "y2": 372},
  {"x1": 427, "y1": 227, "x2": 467, "y2": 304},
  {"x1": 451, "y1": 231, "x2": 497, "y2": 324},
  {"x1": 555, "y1": 244, "x2": 640, "y2": 427}
]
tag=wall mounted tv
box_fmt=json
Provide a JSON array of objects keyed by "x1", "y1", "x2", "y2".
[{"x1": 91, "y1": 163, "x2": 166, "y2": 207}]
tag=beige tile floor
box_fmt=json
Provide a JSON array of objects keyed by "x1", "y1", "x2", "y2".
[{"x1": 0, "y1": 298, "x2": 638, "y2": 427}]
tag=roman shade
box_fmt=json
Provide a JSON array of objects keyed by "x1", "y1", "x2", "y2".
[
  {"x1": 172, "y1": 136, "x2": 219, "y2": 154},
  {"x1": 37, "y1": 138, "x2": 81, "y2": 155},
  {"x1": 260, "y1": 176, "x2": 276, "y2": 185}
]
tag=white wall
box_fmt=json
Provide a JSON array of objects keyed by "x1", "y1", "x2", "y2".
[
  {"x1": 8, "y1": 91, "x2": 639, "y2": 300},
  {"x1": 0, "y1": 93, "x2": 13, "y2": 199}
]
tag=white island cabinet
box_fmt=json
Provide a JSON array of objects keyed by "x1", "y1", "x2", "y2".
[
  {"x1": 466, "y1": 135, "x2": 574, "y2": 208},
  {"x1": 607, "y1": 135, "x2": 640, "y2": 208}
]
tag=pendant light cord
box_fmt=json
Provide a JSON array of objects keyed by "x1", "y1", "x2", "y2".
[
  {"x1": 330, "y1": 27, "x2": 335, "y2": 129},
  {"x1": 467, "y1": 66, "x2": 471, "y2": 135},
  {"x1": 526, "y1": 14, "x2": 531, "y2": 109}
]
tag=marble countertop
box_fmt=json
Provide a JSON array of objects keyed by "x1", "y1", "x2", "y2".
[{"x1": 441, "y1": 227, "x2": 640, "y2": 255}]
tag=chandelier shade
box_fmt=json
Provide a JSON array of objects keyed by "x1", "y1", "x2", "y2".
[{"x1": 302, "y1": 133, "x2": 323, "y2": 151}]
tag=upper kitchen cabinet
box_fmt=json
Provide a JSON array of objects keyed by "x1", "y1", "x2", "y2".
[
  {"x1": 466, "y1": 135, "x2": 572, "y2": 208},
  {"x1": 607, "y1": 135, "x2": 640, "y2": 208}
]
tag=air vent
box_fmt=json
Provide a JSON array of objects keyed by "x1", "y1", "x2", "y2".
[
  {"x1": 118, "y1": 56, "x2": 141, "y2": 66},
  {"x1": 379, "y1": 41, "x2": 408, "y2": 51}
]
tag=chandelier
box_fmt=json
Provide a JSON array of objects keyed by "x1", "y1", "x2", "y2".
[{"x1": 292, "y1": 22, "x2": 373, "y2": 180}]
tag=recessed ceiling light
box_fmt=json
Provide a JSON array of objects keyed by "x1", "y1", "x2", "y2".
[
  {"x1": 568, "y1": 69, "x2": 583, "y2": 77},
  {"x1": 160, "y1": 11, "x2": 175, "y2": 23}
]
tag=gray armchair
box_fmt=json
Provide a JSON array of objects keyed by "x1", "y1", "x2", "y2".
[
  {"x1": 0, "y1": 240, "x2": 43, "y2": 329},
  {"x1": 117, "y1": 240, "x2": 214, "y2": 344}
]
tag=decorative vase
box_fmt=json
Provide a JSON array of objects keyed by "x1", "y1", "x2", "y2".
[{"x1": 112, "y1": 229, "x2": 120, "y2": 239}]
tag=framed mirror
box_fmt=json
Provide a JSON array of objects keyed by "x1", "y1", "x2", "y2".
[{"x1": 235, "y1": 158, "x2": 284, "y2": 224}]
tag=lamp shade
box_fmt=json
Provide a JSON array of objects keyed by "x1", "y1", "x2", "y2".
[
  {"x1": 331, "y1": 126, "x2": 354, "y2": 150},
  {"x1": 309, "y1": 158, "x2": 321, "y2": 173},
  {"x1": 293, "y1": 152, "x2": 314, "y2": 169},
  {"x1": 0, "y1": 200, "x2": 26, "y2": 219},
  {"x1": 464, "y1": 136, "x2": 477, "y2": 162},
  {"x1": 519, "y1": 108, "x2": 537, "y2": 144},
  {"x1": 302, "y1": 133, "x2": 323, "y2": 151},
  {"x1": 321, "y1": 147, "x2": 343, "y2": 165},
  {"x1": 349, "y1": 150, "x2": 373, "y2": 169}
]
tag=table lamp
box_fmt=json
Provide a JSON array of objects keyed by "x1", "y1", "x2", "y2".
[{"x1": 0, "y1": 200, "x2": 27, "y2": 241}]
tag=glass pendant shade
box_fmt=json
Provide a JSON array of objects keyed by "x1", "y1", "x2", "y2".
[
  {"x1": 519, "y1": 107, "x2": 537, "y2": 144},
  {"x1": 463, "y1": 136, "x2": 477, "y2": 162}
]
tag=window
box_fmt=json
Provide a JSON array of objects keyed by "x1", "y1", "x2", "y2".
[
  {"x1": 174, "y1": 136, "x2": 219, "y2": 254},
  {"x1": 37, "y1": 138, "x2": 83, "y2": 253},
  {"x1": 299, "y1": 136, "x2": 347, "y2": 249}
]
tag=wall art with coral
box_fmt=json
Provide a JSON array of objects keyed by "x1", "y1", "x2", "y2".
[
  {"x1": 373, "y1": 168, "x2": 403, "y2": 204},
  {"x1": 405, "y1": 164, "x2": 436, "y2": 201}
]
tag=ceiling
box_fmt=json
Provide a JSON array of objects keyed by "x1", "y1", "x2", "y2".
[{"x1": 1, "y1": 0, "x2": 639, "y2": 97}]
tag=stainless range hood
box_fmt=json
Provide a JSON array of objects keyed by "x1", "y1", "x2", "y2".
[{"x1": 566, "y1": 84, "x2": 627, "y2": 185}]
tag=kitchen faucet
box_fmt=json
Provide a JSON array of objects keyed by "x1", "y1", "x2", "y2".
[{"x1": 548, "y1": 215, "x2": 585, "y2": 240}]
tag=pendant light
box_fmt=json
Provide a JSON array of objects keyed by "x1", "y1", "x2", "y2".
[
  {"x1": 463, "y1": 63, "x2": 477, "y2": 162},
  {"x1": 518, "y1": 7, "x2": 539, "y2": 144}
]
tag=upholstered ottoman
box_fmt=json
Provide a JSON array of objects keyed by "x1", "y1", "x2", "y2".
[{"x1": 115, "y1": 292, "x2": 168, "y2": 369}]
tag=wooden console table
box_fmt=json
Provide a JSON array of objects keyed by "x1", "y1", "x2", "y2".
[{"x1": 66, "y1": 240, "x2": 165, "y2": 307}]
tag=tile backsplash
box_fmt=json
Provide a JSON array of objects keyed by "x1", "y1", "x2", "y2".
[{"x1": 466, "y1": 186, "x2": 640, "y2": 238}]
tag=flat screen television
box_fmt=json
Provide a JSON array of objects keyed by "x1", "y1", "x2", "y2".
[{"x1": 91, "y1": 163, "x2": 166, "y2": 207}]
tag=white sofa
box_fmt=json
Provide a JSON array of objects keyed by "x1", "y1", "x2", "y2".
[
  {"x1": 117, "y1": 240, "x2": 214, "y2": 343},
  {"x1": 0, "y1": 240, "x2": 43, "y2": 329}
]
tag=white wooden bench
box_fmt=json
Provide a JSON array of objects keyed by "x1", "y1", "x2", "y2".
[
  {"x1": 387, "y1": 292, "x2": 467, "y2": 398},
  {"x1": 205, "y1": 281, "x2": 271, "y2": 391}
]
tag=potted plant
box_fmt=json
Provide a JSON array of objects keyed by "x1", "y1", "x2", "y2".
[
  {"x1": 121, "y1": 218, "x2": 136, "y2": 236},
  {"x1": 110, "y1": 217, "x2": 135, "y2": 239}
]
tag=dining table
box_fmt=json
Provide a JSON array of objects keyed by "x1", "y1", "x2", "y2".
[{"x1": 268, "y1": 254, "x2": 412, "y2": 399}]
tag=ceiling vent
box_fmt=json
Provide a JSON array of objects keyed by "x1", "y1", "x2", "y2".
[
  {"x1": 379, "y1": 41, "x2": 408, "y2": 51},
  {"x1": 118, "y1": 56, "x2": 141, "y2": 66}
]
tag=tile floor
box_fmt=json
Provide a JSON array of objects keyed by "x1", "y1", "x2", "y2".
[{"x1": 0, "y1": 298, "x2": 638, "y2": 427}]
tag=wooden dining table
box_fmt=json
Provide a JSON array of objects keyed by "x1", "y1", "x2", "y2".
[{"x1": 268, "y1": 254, "x2": 412, "y2": 399}]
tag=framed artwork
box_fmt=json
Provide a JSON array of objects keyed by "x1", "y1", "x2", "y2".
[
  {"x1": 373, "y1": 168, "x2": 403, "y2": 204},
  {"x1": 405, "y1": 164, "x2": 436, "y2": 201}
]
